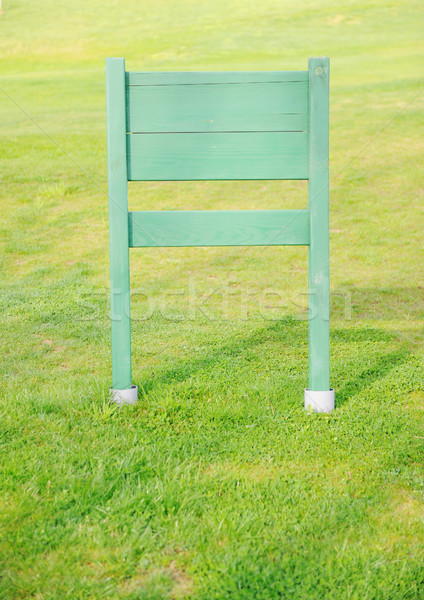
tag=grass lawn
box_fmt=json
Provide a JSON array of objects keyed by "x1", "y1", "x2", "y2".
[{"x1": 0, "y1": 0, "x2": 423, "y2": 598}]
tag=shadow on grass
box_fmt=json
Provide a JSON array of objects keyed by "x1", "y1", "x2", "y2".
[
  {"x1": 331, "y1": 327, "x2": 413, "y2": 407},
  {"x1": 136, "y1": 317, "x2": 307, "y2": 394},
  {"x1": 134, "y1": 318, "x2": 412, "y2": 407},
  {"x1": 335, "y1": 348, "x2": 410, "y2": 407}
]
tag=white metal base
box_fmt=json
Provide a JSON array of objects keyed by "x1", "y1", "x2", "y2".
[
  {"x1": 304, "y1": 389, "x2": 335, "y2": 413},
  {"x1": 109, "y1": 385, "x2": 138, "y2": 406}
]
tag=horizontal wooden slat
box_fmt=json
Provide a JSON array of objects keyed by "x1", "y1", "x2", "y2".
[
  {"x1": 128, "y1": 210, "x2": 310, "y2": 247},
  {"x1": 127, "y1": 132, "x2": 308, "y2": 180},
  {"x1": 126, "y1": 71, "x2": 308, "y2": 86},
  {"x1": 126, "y1": 81, "x2": 308, "y2": 133}
]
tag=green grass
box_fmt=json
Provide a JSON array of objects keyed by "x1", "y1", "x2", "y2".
[{"x1": 1, "y1": 0, "x2": 424, "y2": 598}]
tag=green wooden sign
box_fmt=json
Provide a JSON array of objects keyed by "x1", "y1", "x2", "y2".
[{"x1": 105, "y1": 57, "x2": 334, "y2": 412}]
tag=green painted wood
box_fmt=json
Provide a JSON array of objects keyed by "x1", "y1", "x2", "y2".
[
  {"x1": 106, "y1": 59, "x2": 332, "y2": 401},
  {"x1": 126, "y1": 71, "x2": 308, "y2": 86},
  {"x1": 105, "y1": 57, "x2": 133, "y2": 390},
  {"x1": 128, "y1": 210, "x2": 310, "y2": 247},
  {"x1": 126, "y1": 81, "x2": 308, "y2": 133},
  {"x1": 308, "y1": 57, "x2": 330, "y2": 392},
  {"x1": 127, "y1": 131, "x2": 309, "y2": 181}
]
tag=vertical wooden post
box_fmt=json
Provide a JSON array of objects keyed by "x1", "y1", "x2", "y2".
[
  {"x1": 105, "y1": 58, "x2": 133, "y2": 393},
  {"x1": 307, "y1": 57, "x2": 331, "y2": 398}
]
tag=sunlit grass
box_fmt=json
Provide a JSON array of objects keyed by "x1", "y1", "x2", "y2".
[{"x1": 0, "y1": 0, "x2": 423, "y2": 598}]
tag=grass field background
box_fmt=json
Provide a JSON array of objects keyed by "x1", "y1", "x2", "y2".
[{"x1": 1, "y1": 1, "x2": 423, "y2": 598}]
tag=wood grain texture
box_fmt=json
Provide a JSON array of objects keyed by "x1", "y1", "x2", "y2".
[
  {"x1": 128, "y1": 209, "x2": 310, "y2": 247},
  {"x1": 126, "y1": 71, "x2": 308, "y2": 86},
  {"x1": 127, "y1": 131, "x2": 309, "y2": 181},
  {"x1": 126, "y1": 81, "x2": 308, "y2": 133},
  {"x1": 308, "y1": 57, "x2": 330, "y2": 391},
  {"x1": 105, "y1": 57, "x2": 133, "y2": 390}
]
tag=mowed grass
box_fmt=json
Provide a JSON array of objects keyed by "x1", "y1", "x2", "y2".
[{"x1": 0, "y1": 0, "x2": 424, "y2": 598}]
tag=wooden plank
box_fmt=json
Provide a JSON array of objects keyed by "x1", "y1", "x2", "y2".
[
  {"x1": 105, "y1": 57, "x2": 133, "y2": 390},
  {"x1": 128, "y1": 210, "x2": 310, "y2": 247},
  {"x1": 308, "y1": 57, "x2": 330, "y2": 391},
  {"x1": 126, "y1": 71, "x2": 309, "y2": 86},
  {"x1": 127, "y1": 131, "x2": 309, "y2": 180},
  {"x1": 126, "y1": 81, "x2": 308, "y2": 133}
]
